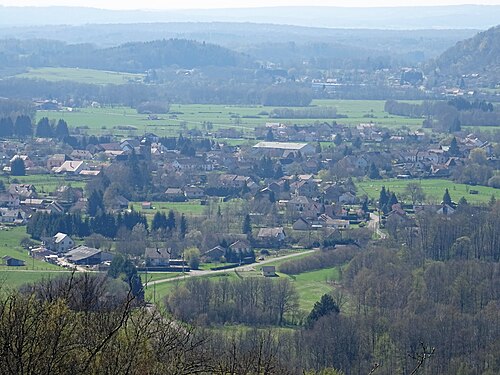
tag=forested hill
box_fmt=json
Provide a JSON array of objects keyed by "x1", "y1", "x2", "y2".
[
  {"x1": 0, "y1": 38, "x2": 250, "y2": 72},
  {"x1": 431, "y1": 25, "x2": 500, "y2": 84}
]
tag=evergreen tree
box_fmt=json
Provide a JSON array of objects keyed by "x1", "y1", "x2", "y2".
[
  {"x1": 242, "y1": 214, "x2": 252, "y2": 235},
  {"x1": 333, "y1": 134, "x2": 342, "y2": 146},
  {"x1": 388, "y1": 192, "x2": 398, "y2": 207},
  {"x1": 378, "y1": 186, "x2": 388, "y2": 210},
  {"x1": 87, "y1": 190, "x2": 104, "y2": 217},
  {"x1": 11, "y1": 157, "x2": 26, "y2": 176},
  {"x1": 352, "y1": 136, "x2": 362, "y2": 149},
  {"x1": 443, "y1": 188, "x2": 452, "y2": 206},
  {"x1": 265, "y1": 128, "x2": 274, "y2": 141},
  {"x1": 0, "y1": 117, "x2": 14, "y2": 137},
  {"x1": 449, "y1": 137, "x2": 460, "y2": 156},
  {"x1": 54, "y1": 119, "x2": 69, "y2": 140},
  {"x1": 14, "y1": 115, "x2": 32, "y2": 138},
  {"x1": 369, "y1": 162, "x2": 381, "y2": 179},
  {"x1": 35, "y1": 117, "x2": 53, "y2": 138},
  {"x1": 179, "y1": 214, "x2": 187, "y2": 239},
  {"x1": 167, "y1": 210, "x2": 176, "y2": 230},
  {"x1": 306, "y1": 294, "x2": 340, "y2": 328}
]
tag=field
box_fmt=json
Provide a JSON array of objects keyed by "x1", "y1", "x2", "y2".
[
  {"x1": 0, "y1": 270, "x2": 72, "y2": 290},
  {"x1": 37, "y1": 100, "x2": 429, "y2": 139},
  {"x1": 14, "y1": 67, "x2": 145, "y2": 85},
  {"x1": 0, "y1": 174, "x2": 86, "y2": 195},
  {"x1": 0, "y1": 226, "x2": 63, "y2": 271},
  {"x1": 356, "y1": 178, "x2": 499, "y2": 204}
]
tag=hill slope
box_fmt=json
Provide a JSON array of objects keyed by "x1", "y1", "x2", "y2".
[{"x1": 431, "y1": 25, "x2": 500, "y2": 86}]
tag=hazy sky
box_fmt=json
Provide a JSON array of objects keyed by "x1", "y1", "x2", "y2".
[{"x1": 0, "y1": 0, "x2": 499, "y2": 9}]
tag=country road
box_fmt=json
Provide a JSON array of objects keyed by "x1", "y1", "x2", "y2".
[
  {"x1": 145, "y1": 249, "x2": 316, "y2": 286},
  {"x1": 368, "y1": 212, "x2": 388, "y2": 239}
]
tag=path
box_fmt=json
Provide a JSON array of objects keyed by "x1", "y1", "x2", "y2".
[
  {"x1": 145, "y1": 249, "x2": 316, "y2": 286},
  {"x1": 368, "y1": 212, "x2": 388, "y2": 239}
]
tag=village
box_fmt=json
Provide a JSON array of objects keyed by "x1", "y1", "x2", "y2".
[{"x1": 1, "y1": 115, "x2": 498, "y2": 275}]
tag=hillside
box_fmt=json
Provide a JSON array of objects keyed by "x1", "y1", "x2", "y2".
[
  {"x1": 0, "y1": 38, "x2": 250, "y2": 73},
  {"x1": 431, "y1": 25, "x2": 500, "y2": 87}
]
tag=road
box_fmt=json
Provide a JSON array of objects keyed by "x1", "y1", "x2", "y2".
[
  {"x1": 145, "y1": 249, "x2": 316, "y2": 286},
  {"x1": 368, "y1": 212, "x2": 388, "y2": 239}
]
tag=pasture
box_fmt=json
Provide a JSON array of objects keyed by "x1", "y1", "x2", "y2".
[
  {"x1": 356, "y1": 178, "x2": 499, "y2": 205},
  {"x1": 14, "y1": 67, "x2": 144, "y2": 85},
  {"x1": 37, "y1": 100, "x2": 428, "y2": 139}
]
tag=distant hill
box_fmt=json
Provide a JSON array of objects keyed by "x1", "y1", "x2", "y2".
[
  {"x1": 431, "y1": 25, "x2": 500, "y2": 86},
  {"x1": 0, "y1": 39, "x2": 250, "y2": 72},
  {"x1": 0, "y1": 5, "x2": 499, "y2": 30}
]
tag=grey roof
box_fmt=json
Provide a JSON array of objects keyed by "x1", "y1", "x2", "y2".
[
  {"x1": 65, "y1": 246, "x2": 101, "y2": 262},
  {"x1": 253, "y1": 142, "x2": 308, "y2": 150}
]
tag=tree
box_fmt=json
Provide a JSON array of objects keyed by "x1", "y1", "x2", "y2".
[
  {"x1": 242, "y1": 214, "x2": 252, "y2": 236},
  {"x1": 54, "y1": 119, "x2": 69, "y2": 140},
  {"x1": 0, "y1": 117, "x2": 13, "y2": 137},
  {"x1": 369, "y1": 162, "x2": 381, "y2": 179},
  {"x1": 306, "y1": 293, "x2": 340, "y2": 327},
  {"x1": 449, "y1": 137, "x2": 460, "y2": 156},
  {"x1": 184, "y1": 247, "x2": 201, "y2": 270},
  {"x1": 352, "y1": 136, "x2": 362, "y2": 149},
  {"x1": 179, "y1": 214, "x2": 188, "y2": 239},
  {"x1": 443, "y1": 188, "x2": 452, "y2": 206},
  {"x1": 379, "y1": 186, "x2": 388, "y2": 210},
  {"x1": 35, "y1": 117, "x2": 53, "y2": 138},
  {"x1": 265, "y1": 128, "x2": 274, "y2": 141},
  {"x1": 10, "y1": 157, "x2": 26, "y2": 176},
  {"x1": 14, "y1": 115, "x2": 32, "y2": 137},
  {"x1": 333, "y1": 134, "x2": 342, "y2": 146},
  {"x1": 404, "y1": 182, "x2": 426, "y2": 206}
]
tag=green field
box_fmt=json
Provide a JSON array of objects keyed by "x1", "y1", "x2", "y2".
[
  {"x1": 356, "y1": 178, "x2": 499, "y2": 204},
  {"x1": 15, "y1": 67, "x2": 144, "y2": 85},
  {"x1": 1, "y1": 174, "x2": 86, "y2": 196},
  {"x1": 0, "y1": 226, "x2": 63, "y2": 271},
  {"x1": 37, "y1": 100, "x2": 430, "y2": 138},
  {"x1": 0, "y1": 270, "x2": 72, "y2": 290}
]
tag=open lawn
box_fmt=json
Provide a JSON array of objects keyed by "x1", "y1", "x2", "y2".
[
  {"x1": 0, "y1": 226, "x2": 63, "y2": 271},
  {"x1": 37, "y1": 100, "x2": 431, "y2": 139},
  {"x1": 0, "y1": 270, "x2": 72, "y2": 290},
  {"x1": 0, "y1": 174, "x2": 86, "y2": 195},
  {"x1": 14, "y1": 67, "x2": 144, "y2": 85},
  {"x1": 356, "y1": 178, "x2": 499, "y2": 205}
]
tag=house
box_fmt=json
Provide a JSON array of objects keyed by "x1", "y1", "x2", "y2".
[
  {"x1": 262, "y1": 265, "x2": 276, "y2": 277},
  {"x1": 64, "y1": 246, "x2": 102, "y2": 265},
  {"x1": 54, "y1": 160, "x2": 85, "y2": 174},
  {"x1": 47, "y1": 232, "x2": 74, "y2": 253},
  {"x1": 108, "y1": 195, "x2": 130, "y2": 210},
  {"x1": 292, "y1": 217, "x2": 311, "y2": 230},
  {"x1": 47, "y1": 154, "x2": 71, "y2": 170},
  {"x1": 141, "y1": 202, "x2": 152, "y2": 210},
  {"x1": 2, "y1": 256, "x2": 25, "y2": 267},
  {"x1": 339, "y1": 192, "x2": 358, "y2": 205},
  {"x1": 70, "y1": 149, "x2": 93, "y2": 160},
  {"x1": 437, "y1": 204, "x2": 455, "y2": 216},
  {"x1": 202, "y1": 246, "x2": 226, "y2": 262},
  {"x1": 145, "y1": 247, "x2": 170, "y2": 267},
  {"x1": 9, "y1": 184, "x2": 36, "y2": 199},
  {"x1": 0, "y1": 193, "x2": 20, "y2": 208},
  {"x1": 165, "y1": 188, "x2": 185, "y2": 201},
  {"x1": 229, "y1": 239, "x2": 252, "y2": 253},
  {"x1": 257, "y1": 227, "x2": 286, "y2": 245},
  {"x1": 183, "y1": 186, "x2": 205, "y2": 199}
]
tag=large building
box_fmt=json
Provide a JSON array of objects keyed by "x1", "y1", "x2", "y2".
[{"x1": 252, "y1": 142, "x2": 316, "y2": 157}]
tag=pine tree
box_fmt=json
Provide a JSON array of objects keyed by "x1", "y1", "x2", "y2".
[
  {"x1": 0, "y1": 117, "x2": 14, "y2": 137},
  {"x1": 35, "y1": 117, "x2": 53, "y2": 138},
  {"x1": 179, "y1": 214, "x2": 187, "y2": 239},
  {"x1": 14, "y1": 115, "x2": 32, "y2": 138},
  {"x1": 379, "y1": 186, "x2": 388, "y2": 210},
  {"x1": 334, "y1": 134, "x2": 342, "y2": 146},
  {"x1": 306, "y1": 294, "x2": 340, "y2": 328},
  {"x1": 54, "y1": 119, "x2": 69, "y2": 140},
  {"x1": 443, "y1": 188, "x2": 452, "y2": 206},
  {"x1": 449, "y1": 137, "x2": 460, "y2": 156},
  {"x1": 369, "y1": 162, "x2": 381, "y2": 179},
  {"x1": 242, "y1": 214, "x2": 252, "y2": 235},
  {"x1": 11, "y1": 157, "x2": 26, "y2": 176}
]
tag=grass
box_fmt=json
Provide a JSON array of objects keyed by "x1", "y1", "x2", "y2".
[
  {"x1": 0, "y1": 226, "x2": 64, "y2": 271},
  {"x1": 1, "y1": 174, "x2": 86, "y2": 195},
  {"x1": 288, "y1": 267, "x2": 340, "y2": 311},
  {"x1": 14, "y1": 67, "x2": 145, "y2": 85},
  {"x1": 36, "y1": 100, "x2": 438, "y2": 139},
  {"x1": 356, "y1": 178, "x2": 499, "y2": 205},
  {"x1": 0, "y1": 270, "x2": 72, "y2": 290}
]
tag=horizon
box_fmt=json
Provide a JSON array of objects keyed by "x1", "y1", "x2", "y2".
[{"x1": 1, "y1": 1, "x2": 500, "y2": 10}]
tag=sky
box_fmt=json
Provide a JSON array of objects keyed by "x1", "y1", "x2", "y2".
[{"x1": 0, "y1": 0, "x2": 499, "y2": 9}]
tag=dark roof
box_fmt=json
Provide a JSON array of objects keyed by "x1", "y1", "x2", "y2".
[{"x1": 65, "y1": 246, "x2": 101, "y2": 262}]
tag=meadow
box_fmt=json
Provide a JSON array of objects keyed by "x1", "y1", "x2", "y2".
[
  {"x1": 356, "y1": 178, "x2": 499, "y2": 205},
  {"x1": 14, "y1": 67, "x2": 145, "y2": 85},
  {"x1": 37, "y1": 99, "x2": 428, "y2": 139},
  {"x1": 1, "y1": 174, "x2": 86, "y2": 195}
]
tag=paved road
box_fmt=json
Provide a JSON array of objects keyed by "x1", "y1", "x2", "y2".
[
  {"x1": 145, "y1": 249, "x2": 316, "y2": 286},
  {"x1": 368, "y1": 212, "x2": 388, "y2": 239}
]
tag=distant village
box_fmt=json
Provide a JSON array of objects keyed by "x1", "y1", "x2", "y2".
[{"x1": 1, "y1": 117, "x2": 498, "y2": 270}]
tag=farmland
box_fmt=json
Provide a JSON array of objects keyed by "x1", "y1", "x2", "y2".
[
  {"x1": 356, "y1": 178, "x2": 500, "y2": 205},
  {"x1": 37, "y1": 99, "x2": 427, "y2": 139},
  {"x1": 14, "y1": 67, "x2": 145, "y2": 85}
]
